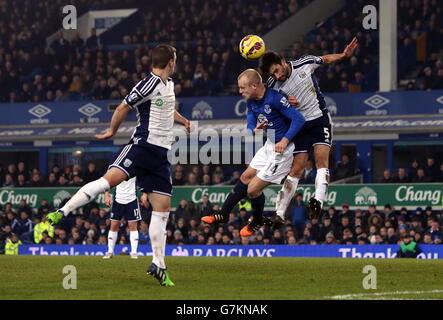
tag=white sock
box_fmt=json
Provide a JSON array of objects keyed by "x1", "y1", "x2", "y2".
[
  {"x1": 314, "y1": 168, "x2": 330, "y2": 208},
  {"x1": 276, "y1": 175, "x2": 299, "y2": 219},
  {"x1": 130, "y1": 230, "x2": 139, "y2": 254},
  {"x1": 60, "y1": 177, "x2": 110, "y2": 215},
  {"x1": 149, "y1": 211, "x2": 169, "y2": 269},
  {"x1": 107, "y1": 230, "x2": 118, "y2": 254}
]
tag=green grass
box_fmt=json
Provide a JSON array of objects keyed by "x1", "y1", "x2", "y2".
[{"x1": 0, "y1": 256, "x2": 442, "y2": 300}]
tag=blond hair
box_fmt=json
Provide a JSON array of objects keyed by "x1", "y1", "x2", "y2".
[{"x1": 237, "y1": 69, "x2": 262, "y2": 85}]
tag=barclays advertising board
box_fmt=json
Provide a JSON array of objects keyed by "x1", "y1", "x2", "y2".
[
  {"x1": 2, "y1": 90, "x2": 443, "y2": 125},
  {"x1": 18, "y1": 244, "x2": 443, "y2": 259}
]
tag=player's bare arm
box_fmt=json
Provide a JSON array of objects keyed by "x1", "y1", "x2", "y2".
[
  {"x1": 95, "y1": 101, "x2": 131, "y2": 139},
  {"x1": 321, "y1": 36, "x2": 358, "y2": 64},
  {"x1": 174, "y1": 110, "x2": 191, "y2": 133},
  {"x1": 104, "y1": 191, "x2": 111, "y2": 207}
]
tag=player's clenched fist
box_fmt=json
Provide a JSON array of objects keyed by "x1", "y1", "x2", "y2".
[
  {"x1": 274, "y1": 137, "x2": 289, "y2": 154},
  {"x1": 288, "y1": 96, "x2": 299, "y2": 107}
]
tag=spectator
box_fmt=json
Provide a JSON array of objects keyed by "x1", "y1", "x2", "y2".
[
  {"x1": 57, "y1": 175, "x2": 69, "y2": 186},
  {"x1": 227, "y1": 171, "x2": 241, "y2": 185},
  {"x1": 17, "y1": 162, "x2": 30, "y2": 182},
  {"x1": 381, "y1": 169, "x2": 393, "y2": 183},
  {"x1": 300, "y1": 159, "x2": 316, "y2": 184},
  {"x1": 428, "y1": 218, "x2": 442, "y2": 241},
  {"x1": 412, "y1": 168, "x2": 431, "y2": 183},
  {"x1": 28, "y1": 173, "x2": 44, "y2": 187},
  {"x1": 16, "y1": 211, "x2": 34, "y2": 237},
  {"x1": 287, "y1": 193, "x2": 307, "y2": 237},
  {"x1": 392, "y1": 168, "x2": 410, "y2": 183},
  {"x1": 3, "y1": 174, "x2": 14, "y2": 188},
  {"x1": 86, "y1": 28, "x2": 99, "y2": 49},
  {"x1": 323, "y1": 231, "x2": 336, "y2": 244},
  {"x1": 424, "y1": 156, "x2": 439, "y2": 181},
  {"x1": 197, "y1": 194, "x2": 213, "y2": 218},
  {"x1": 172, "y1": 170, "x2": 186, "y2": 186},
  {"x1": 333, "y1": 154, "x2": 355, "y2": 181},
  {"x1": 319, "y1": 216, "x2": 334, "y2": 243},
  {"x1": 410, "y1": 159, "x2": 419, "y2": 181},
  {"x1": 92, "y1": 79, "x2": 111, "y2": 100},
  {"x1": 17, "y1": 200, "x2": 32, "y2": 218},
  {"x1": 15, "y1": 174, "x2": 28, "y2": 187},
  {"x1": 33, "y1": 214, "x2": 54, "y2": 244},
  {"x1": 185, "y1": 172, "x2": 198, "y2": 185},
  {"x1": 397, "y1": 233, "x2": 422, "y2": 258}
]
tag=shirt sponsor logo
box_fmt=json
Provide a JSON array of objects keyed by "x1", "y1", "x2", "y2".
[{"x1": 155, "y1": 98, "x2": 163, "y2": 107}]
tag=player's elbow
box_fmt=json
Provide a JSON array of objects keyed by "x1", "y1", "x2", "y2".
[{"x1": 116, "y1": 102, "x2": 131, "y2": 113}]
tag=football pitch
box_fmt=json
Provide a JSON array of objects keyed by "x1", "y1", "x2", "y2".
[{"x1": 0, "y1": 256, "x2": 442, "y2": 300}]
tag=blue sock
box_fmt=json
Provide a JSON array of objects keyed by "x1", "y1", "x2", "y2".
[
  {"x1": 220, "y1": 180, "x2": 248, "y2": 217},
  {"x1": 251, "y1": 193, "x2": 265, "y2": 222}
]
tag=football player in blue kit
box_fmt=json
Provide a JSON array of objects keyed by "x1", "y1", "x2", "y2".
[{"x1": 202, "y1": 69, "x2": 305, "y2": 236}]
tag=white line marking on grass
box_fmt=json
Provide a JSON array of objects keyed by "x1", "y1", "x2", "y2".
[{"x1": 325, "y1": 289, "x2": 443, "y2": 300}]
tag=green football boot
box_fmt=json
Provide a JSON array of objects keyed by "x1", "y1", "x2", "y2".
[
  {"x1": 147, "y1": 263, "x2": 175, "y2": 287},
  {"x1": 47, "y1": 211, "x2": 63, "y2": 225}
]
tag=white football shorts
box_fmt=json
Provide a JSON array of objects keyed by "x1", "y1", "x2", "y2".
[{"x1": 250, "y1": 140, "x2": 294, "y2": 184}]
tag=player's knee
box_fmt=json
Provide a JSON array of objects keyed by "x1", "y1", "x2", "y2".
[
  {"x1": 290, "y1": 166, "x2": 304, "y2": 178},
  {"x1": 240, "y1": 173, "x2": 252, "y2": 185},
  {"x1": 247, "y1": 185, "x2": 260, "y2": 199}
]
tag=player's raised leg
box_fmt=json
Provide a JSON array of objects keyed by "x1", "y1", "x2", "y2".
[
  {"x1": 201, "y1": 166, "x2": 257, "y2": 224},
  {"x1": 275, "y1": 152, "x2": 308, "y2": 219},
  {"x1": 47, "y1": 167, "x2": 127, "y2": 225},
  {"x1": 308, "y1": 144, "x2": 331, "y2": 219},
  {"x1": 240, "y1": 176, "x2": 271, "y2": 237},
  {"x1": 144, "y1": 192, "x2": 174, "y2": 287}
]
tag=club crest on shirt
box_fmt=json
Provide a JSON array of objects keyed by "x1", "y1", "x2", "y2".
[
  {"x1": 264, "y1": 104, "x2": 271, "y2": 114},
  {"x1": 128, "y1": 92, "x2": 138, "y2": 103},
  {"x1": 257, "y1": 114, "x2": 273, "y2": 127},
  {"x1": 123, "y1": 159, "x2": 132, "y2": 167}
]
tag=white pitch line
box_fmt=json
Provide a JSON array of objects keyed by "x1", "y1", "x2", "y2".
[{"x1": 325, "y1": 289, "x2": 443, "y2": 300}]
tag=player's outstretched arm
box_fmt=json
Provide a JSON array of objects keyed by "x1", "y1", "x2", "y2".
[
  {"x1": 321, "y1": 36, "x2": 358, "y2": 64},
  {"x1": 104, "y1": 191, "x2": 111, "y2": 207},
  {"x1": 95, "y1": 101, "x2": 131, "y2": 139},
  {"x1": 174, "y1": 110, "x2": 191, "y2": 133}
]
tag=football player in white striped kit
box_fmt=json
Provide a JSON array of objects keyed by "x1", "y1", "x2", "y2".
[
  {"x1": 47, "y1": 44, "x2": 191, "y2": 287},
  {"x1": 103, "y1": 177, "x2": 141, "y2": 260},
  {"x1": 260, "y1": 37, "x2": 358, "y2": 222}
]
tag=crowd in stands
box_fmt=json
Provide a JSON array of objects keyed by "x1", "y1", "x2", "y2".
[
  {"x1": 0, "y1": 0, "x2": 314, "y2": 103},
  {"x1": 0, "y1": 0, "x2": 442, "y2": 103},
  {"x1": 282, "y1": 0, "x2": 443, "y2": 92},
  {"x1": 379, "y1": 156, "x2": 443, "y2": 183},
  {"x1": 1, "y1": 190, "x2": 441, "y2": 250},
  {"x1": 1, "y1": 154, "x2": 442, "y2": 189},
  {"x1": 0, "y1": 158, "x2": 442, "y2": 252}
]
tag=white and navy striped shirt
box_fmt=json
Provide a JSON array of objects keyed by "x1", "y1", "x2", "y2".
[
  {"x1": 124, "y1": 72, "x2": 175, "y2": 150},
  {"x1": 266, "y1": 55, "x2": 328, "y2": 121}
]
